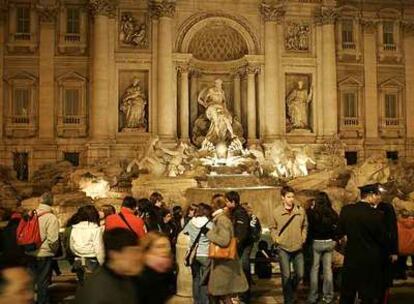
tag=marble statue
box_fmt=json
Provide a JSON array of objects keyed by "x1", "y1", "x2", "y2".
[
  {"x1": 292, "y1": 146, "x2": 316, "y2": 177},
  {"x1": 119, "y1": 14, "x2": 147, "y2": 48},
  {"x1": 127, "y1": 137, "x2": 193, "y2": 177},
  {"x1": 198, "y1": 79, "x2": 235, "y2": 146},
  {"x1": 120, "y1": 78, "x2": 147, "y2": 129},
  {"x1": 286, "y1": 80, "x2": 313, "y2": 129}
]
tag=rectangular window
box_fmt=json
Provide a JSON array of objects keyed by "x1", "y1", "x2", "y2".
[
  {"x1": 13, "y1": 88, "x2": 30, "y2": 123},
  {"x1": 345, "y1": 151, "x2": 358, "y2": 165},
  {"x1": 13, "y1": 152, "x2": 29, "y2": 181},
  {"x1": 16, "y1": 7, "x2": 30, "y2": 34},
  {"x1": 385, "y1": 94, "x2": 397, "y2": 118},
  {"x1": 63, "y1": 89, "x2": 80, "y2": 124},
  {"x1": 342, "y1": 20, "x2": 354, "y2": 44},
  {"x1": 66, "y1": 8, "x2": 80, "y2": 34},
  {"x1": 343, "y1": 92, "x2": 357, "y2": 118},
  {"x1": 64, "y1": 152, "x2": 80, "y2": 167},
  {"x1": 383, "y1": 21, "x2": 394, "y2": 45}
]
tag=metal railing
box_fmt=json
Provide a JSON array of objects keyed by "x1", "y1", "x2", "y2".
[
  {"x1": 342, "y1": 117, "x2": 359, "y2": 127},
  {"x1": 384, "y1": 118, "x2": 400, "y2": 127},
  {"x1": 383, "y1": 44, "x2": 396, "y2": 51},
  {"x1": 11, "y1": 115, "x2": 30, "y2": 124},
  {"x1": 14, "y1": 33, "x2": 31, "y2": 41},
  {"x1": 62, "y1": 115, "x2": 83, "y2": 124},
  {"x1": 342, "y1": 42, "x2": 355, "y2": 49},
  {"x1": 64, "y1": 34, "x2": 81, "y2": 42}
]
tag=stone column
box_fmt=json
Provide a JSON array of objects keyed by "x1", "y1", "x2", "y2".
[
  {"x1": 190, "y1": 69, "x2": 200, "y2": 131},
  {"x1": 89, "y1": 0, "x2": 116, "y2": 140},
  {"x1": 260, "y1": 2, "x2": 285, "y2": 141},
  {"x1": 257, "y1": 65, "x2": 265, "y2": 138},
  {"x1": 151, "y1": 18, "x2": 159, "y2": 134},
  {"x1": 362, "y1": 20, "x2": 379, "y2": 139},
  {"x1": 233, "y1": 70, "x2": 241, "y2": 120},
  {"x1": 107, "y1": 15, "x2": 116, "y2": 139},
  {"x1": 178, "y1": 64, "x2": 190, "y2": 141},
  {"x1": 37, "y1": 5, "x2": 57, "y2": 141},
  {"x1": 151, "y1": 1, "x2": 176, "y2": 142},
  {"x1": 319, "y1": 6, "x2": 338, "y2": 137},
  {"x1": 246, "y1": 65, "x2": 258, "y2": 143},
  {"x1": 403, "y1": 22, "x2": 414, "y2": 156},
  {"x1": 0, "y1": 7, "x2": 5, "y2": 140}
]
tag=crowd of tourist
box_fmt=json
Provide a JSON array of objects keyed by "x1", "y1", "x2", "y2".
[{"x1": 0, "y1": 184, "x2": 413, "y2": 304}]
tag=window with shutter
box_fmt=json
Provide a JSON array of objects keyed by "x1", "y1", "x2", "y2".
[
  {"x1": 13, "y1": 88, "x2": 30, "y2": 124},
  {"x1": 64, "y1": 89, "x2": 80, "y2": 124},
  {"x1": 66, "y1": 8, "x2": 80, "y2": 34}
]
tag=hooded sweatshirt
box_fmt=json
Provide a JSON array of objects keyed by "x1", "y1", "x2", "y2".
[{"x1": 182, "y1": 216, "x2": 213, "y2": 257}]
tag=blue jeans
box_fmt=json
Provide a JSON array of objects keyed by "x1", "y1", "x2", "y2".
[
  {"x1": 308, "y1": 240, "x2": 335, "y2": 303},
  {"x1": 29, "y1": 257, "x2": 53, "y2": 304},
  {"x1": 278, "y1": 248, "x2": 304, "y2": 304},
  {"x1": 191, "y1": 256, "x2": 210, "y2": 304}
]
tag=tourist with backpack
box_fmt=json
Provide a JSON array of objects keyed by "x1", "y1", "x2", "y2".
[
  {"x1": 22, "y1": 192, "x2": 59, "y2": 304},
  {"x1": 105, "y1": 196, "x2": 146, "y2": 239}
]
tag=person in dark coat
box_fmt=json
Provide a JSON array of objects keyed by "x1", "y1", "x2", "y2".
[
  {"x1": 337, "y1": 183, "x2": 388, "y2": 304},
  {"x1": 376, "y1": 200, "x2": 398, "y2": 303},
  {"x1": 75, "y1": 228, "x2": 143, "y2": 304}
]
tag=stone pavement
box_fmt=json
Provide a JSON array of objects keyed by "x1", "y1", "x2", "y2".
[{"x1": 51, "y1": 270, "x2": 414, "y2": 304}]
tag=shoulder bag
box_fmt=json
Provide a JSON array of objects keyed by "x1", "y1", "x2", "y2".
[{"x1": 208, "y1": 237, "x2": 237, "y2": 260}]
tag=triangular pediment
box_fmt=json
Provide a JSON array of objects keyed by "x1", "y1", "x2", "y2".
[
  {"x1": 379, "y1": 78, "x2": 404, "y2": 88},
  {"x1": 56, "y1": 71, "x2": 87, "y2": 83},
  {"x1": 338, "y1": 5, "x2": 360, "y2": 18},
  {"x1": 338, "y1": 75, "x2": 363, "y2": 87},
  {"x1": 6, "y1": 71, "x2": 37, "y2": 82}
]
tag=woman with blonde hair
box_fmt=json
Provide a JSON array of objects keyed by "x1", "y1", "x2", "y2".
[{"x1": 206, "y1": 194, "x2": 248, "y2": 304}]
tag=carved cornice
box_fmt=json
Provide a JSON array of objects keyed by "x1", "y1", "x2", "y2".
[
  {"x1": 260, "y1": 2, "x2": 285, "y2": 23},
  {"x1": 402, "y1": 21, "x2": 414, "y2": 36},
  {"x1": 149, "y1": 0, "x2": 176, "y2": 19},
  {"x1": 89, "y1": 0, "x2": 119, "y2": 17},
  {"x1": 316, "y1": 6, "x2": 337, "y2": 25},
  {"x1": 36, "y1": 4, "x2": 59, "y2": 23},
  {"x1": 361, "y1": 19, "x2": 379, "y2": 34}
]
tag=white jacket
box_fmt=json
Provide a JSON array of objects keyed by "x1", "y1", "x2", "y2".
[{"x1": 70, "y1": 221, "x2": 104, "y2": 265}]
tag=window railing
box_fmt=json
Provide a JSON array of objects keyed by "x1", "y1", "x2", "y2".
[
  {"x1": 11, "y1": 115, "x2": 30, "y2": 124},
  {"x1": 383, "y1": 44, "x2": 396, "y2": 51},
  {"x1": 342, "y1": 42, "x2": 355, "y2": 49},
  {"x1": 64, "y1": 34, "x2": 81, "y2": 42},
  {"x1": 62, "y1": 115, "x2": 82, "y2": 124},
  {"x1": 14, "y1": 33, "x2": 31, "y2": 41},
  {"x1": 384, "y1": 118, "x2": 400, "y2": 127},
  {"x1": 342, "y1": 117, "x2": 360, "y2": 127}
]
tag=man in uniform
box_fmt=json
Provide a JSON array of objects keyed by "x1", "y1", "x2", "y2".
[{"x1": 338, "y1": 183, "x2": 388, "y2": 304}]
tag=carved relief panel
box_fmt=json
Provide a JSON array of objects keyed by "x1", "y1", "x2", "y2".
[
  {"x1": 118, "y1": 71, "x2": 149, "y2": 132},
  {"x1": 118, "y1": 11, "x2": 149, "y2": 50},
  {"x1": 285, "y1": 22, "x2": 311, "y2": 52},
  {"x1": 285, "y1": 73, "x2": 313, "y2": 133}
]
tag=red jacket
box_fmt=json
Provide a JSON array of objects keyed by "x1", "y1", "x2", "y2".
[{"x1": 105, "y1": 207, "x2": 146, "y2": 239}]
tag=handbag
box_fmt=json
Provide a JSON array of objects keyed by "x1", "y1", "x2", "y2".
[
  {"x1": 208, "y1": 237, "x2": 237, "y2": 260},
  {"x1": 184, "y1": 220, "x2": 210, "y2": 267}
]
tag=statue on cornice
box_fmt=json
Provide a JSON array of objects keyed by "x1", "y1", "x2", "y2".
[
  {"x1": 193, "y1": 79, "x2": 244, "y2": 152},
  {"x1": 286, "y1": 80, "x2": 313, "y2": 130},
  {"x1": 120, "y1": 78, "x2": 147, "y2": 129}
]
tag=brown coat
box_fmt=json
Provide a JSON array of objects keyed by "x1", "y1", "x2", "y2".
[{"x1": 207, "y1": 210, "x2": 248, "y2": 296}]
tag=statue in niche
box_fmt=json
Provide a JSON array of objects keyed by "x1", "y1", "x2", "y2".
[
  {"x1": 192, "y1": 79, "x2": 244, "y2": 152},
  {"x1": 286, "y1": 80, "x2": 313, "y2": 130},
  {"x1": 285, "y1": 23, "x2": 310, "y2": 51},
  {"x1": 120, "y1": 78, "x2": 147, "y2": 129},
  {"x1": 119, "y1": 14, "x2": 147, "y2": 48}
]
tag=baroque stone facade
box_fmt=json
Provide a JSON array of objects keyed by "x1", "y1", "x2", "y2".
[{"x1": 1, "y1": 0, "x2": 414, "y2": 180}]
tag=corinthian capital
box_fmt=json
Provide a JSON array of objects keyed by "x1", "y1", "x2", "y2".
[
  {"x1": 245, "y1": 64, "x2": 260, "y2": 75},
  {"x1": 260, "y1": 2, "x2": 285, "y2": 23},
  {"x1": 316, "y1": 6, "x2": 337, "y2": 25},
  {"x1": 36, "y1": 4, "x2": 59, "y2": 23},
  {"x1": 89, "y1": 0, "x2": 119, "y2": 17},
  {"x1": 150, "y1": 0, "x2": 176, "y2": 19}
]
